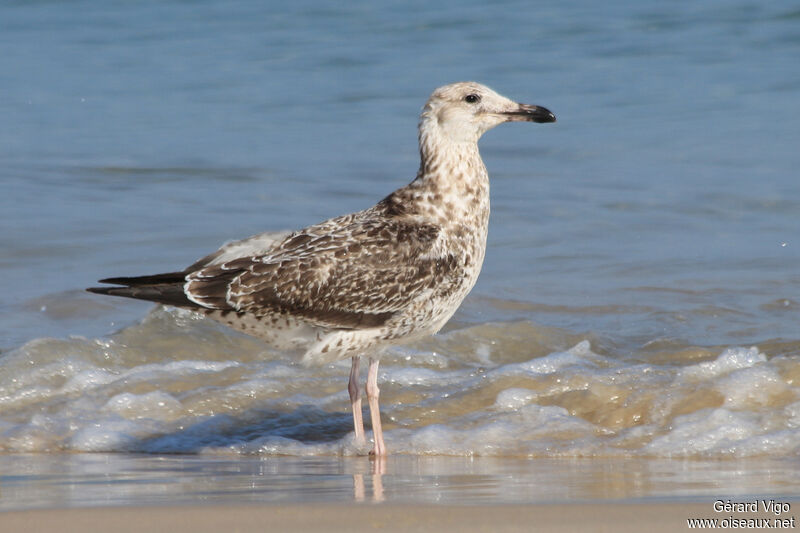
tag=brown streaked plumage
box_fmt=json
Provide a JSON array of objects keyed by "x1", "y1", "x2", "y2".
[{"x1": 88, "y1": 82, "x2": 555, "y2": 456}]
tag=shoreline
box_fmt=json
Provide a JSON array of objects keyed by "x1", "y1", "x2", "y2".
[{"x1": 3, "y1": 502, "x2": 795, "y2": 533}]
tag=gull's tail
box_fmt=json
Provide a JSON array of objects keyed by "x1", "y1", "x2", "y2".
[{"x1": 87, "y1": 272, "x2": 200, "y2": 308}]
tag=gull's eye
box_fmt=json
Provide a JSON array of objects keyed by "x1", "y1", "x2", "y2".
[{"x1": 464, "y1": 94, "x2": 481, "y2": 104}]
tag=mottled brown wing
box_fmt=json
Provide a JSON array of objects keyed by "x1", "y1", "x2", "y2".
[
  {"x1": 185, "y1": 217, "x2": 456, "y2": 330},
  {"x1": 184, "y1": 230, "x2": 291, "y2": 272}
]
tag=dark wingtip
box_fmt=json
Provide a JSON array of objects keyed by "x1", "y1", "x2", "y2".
[
  {"x1": 94, "y1": 272, "x2": 188, "y2": 287},
  {"x1": 86, "y1": 286, "x2": 112, "y2": 295},
  {"x1": 97, "y1": 277, "x2": 129, "y2": 285}
]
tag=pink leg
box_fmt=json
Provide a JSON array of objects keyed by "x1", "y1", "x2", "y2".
[
  {"x1": 366, "y1": 356, "x2": 387, "y2": 456},
  {"x1": 349, "y1": 356, "x2": 365, "y2": 446}
]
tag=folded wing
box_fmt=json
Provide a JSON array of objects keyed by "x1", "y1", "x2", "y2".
[{"x1": 185, "y1": 215, "x2": 453, "y2": 330}]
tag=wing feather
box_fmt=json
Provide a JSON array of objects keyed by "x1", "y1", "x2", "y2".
[{"x1": 184, "y1": 211, "x2": 455, "y2": 330}]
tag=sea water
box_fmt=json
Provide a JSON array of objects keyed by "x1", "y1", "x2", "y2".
[{"x1": 1, "y1": 0, "x2": 799, "y2": 482}]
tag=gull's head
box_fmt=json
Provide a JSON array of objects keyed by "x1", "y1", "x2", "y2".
[{"x1": 420, "y1": 82, "x2": 556, "y2": 144}]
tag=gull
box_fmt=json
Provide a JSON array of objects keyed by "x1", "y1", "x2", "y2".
[{"x1": 88, "y1": 82, "x2": 555, "y2": 456}]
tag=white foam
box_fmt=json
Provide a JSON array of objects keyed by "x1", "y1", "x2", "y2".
[
  {"x1": 785, "y1": 401, "x2": 800, "y2": 428},
  {"x1": 494, "y1": 388, "x2": 536, "y2": 411},
  {"x1": 391, "y1": 347, "x2": 452, "y2": 368},
  {"x1": 119, "y1": 359, "x2": 240, "y2": 381},
  {"x1": 224, "y1": 378, "x2": 282, "y2": 399},
  {"x1": 387, "y1": 404, "x2": 596, "y2": 456},
  {"x1": 679, "y1": 346, "x2": 767, "y2": 380},
  {"x1": 385, "y1": 367, "x2": 459, "y2": 387},
  {"x1": 716, "y1": 366, "x2": 788, "y2": 408},
  {"x1": 474, "y1": 343, "x2": 493, "y2": 365},
  {"x1": 69, "y1": 417, "x2": 145, "y2": 452},
  {"x1": 62, "y1": 368, "x2": 118, "y2": 393},
  {"x1": 2, "y1": 325, "x2": 798, "y2": 458},
  {"x1": 104, "y1": 391, "x2": 185, "y2": 421},
  {"x1": 728, "y1": 429, "x2": 800, "y2": 456},
  {"x1": 221, "y1": 436, "x2": 343, "y2": 456},
  {"x1": 490, "y1": 340, "x2": 599, "y2": 378},
  {"x1": 644, "y1": 408, "x2": 761, "y2": 456}
]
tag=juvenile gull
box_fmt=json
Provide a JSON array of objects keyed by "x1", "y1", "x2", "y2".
[{"x1": 88, "y1": 82, "x2": 555, "y2": 456}]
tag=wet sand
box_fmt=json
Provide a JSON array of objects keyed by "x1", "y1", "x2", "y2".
[
  {"x1": 0, "y1": 503, "x2": 719, "y2": 533},
  {"x1": 3, "y1": 453, "x2": 800, "y2": 510},
  {"x1": 1, "y1": 454, "x2": 798, "y2": 532}
]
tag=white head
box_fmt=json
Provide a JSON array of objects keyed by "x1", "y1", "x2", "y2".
[{"x1": 420, "y1": 82, "x2": 555, "y2": 145}]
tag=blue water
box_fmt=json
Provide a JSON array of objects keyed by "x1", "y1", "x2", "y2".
[
  {"x1": 0, "y1": 0, "x2": 799, "y2": 490},
  {"x1": 2, "y1": 0, "x2": 799, "y2": 350}
]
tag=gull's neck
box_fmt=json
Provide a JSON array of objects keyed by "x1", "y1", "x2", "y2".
[
  {"x1": 390, "y1": 117, "x2": 490, "y2": 228},
  {"x1": 417, "y1": 122, "x2": 483, "y2": 179}
]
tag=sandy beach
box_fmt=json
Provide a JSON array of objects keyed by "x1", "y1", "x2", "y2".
[{"x1": 0, "y1": 503, "x2": 732, "y2": 533}]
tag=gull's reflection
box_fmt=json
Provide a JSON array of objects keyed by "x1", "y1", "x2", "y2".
[{"x1": 353, "y1": 456, "x2": 386, "y2": 502}]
